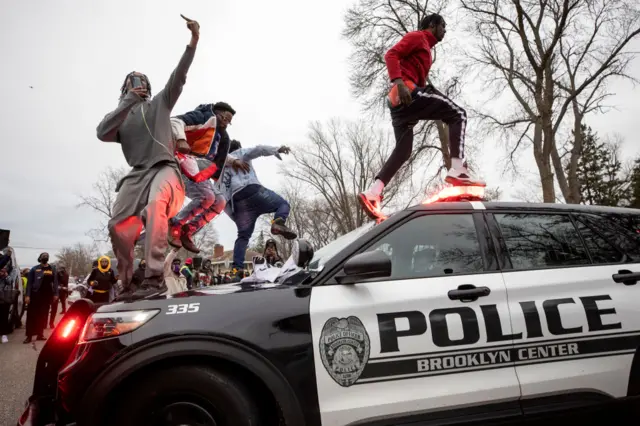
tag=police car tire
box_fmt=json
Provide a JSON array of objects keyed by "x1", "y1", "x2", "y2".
[{"x1": 114, "y1": 365, "x2": 260, "y2": 426}]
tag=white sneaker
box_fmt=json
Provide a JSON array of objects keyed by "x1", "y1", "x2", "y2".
[
  {"x1": 445, "y1": 167, "x2": 486, "y2": 187},
  {"x1": 1, "y1": 335, "x2": 8, "y2": 344}
]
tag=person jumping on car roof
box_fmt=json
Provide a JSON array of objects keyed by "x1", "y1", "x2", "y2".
[
  {"x1": 221, "y1": 140, "x2": 297, "y2": 279},
  {"x1": 358, "y1": 13, "x2": 485, "y2": 220},
  {"x1": 167, "y1": 102, "x2": 250, "y2": 254},
  {"x1": 96, "y1": 15, "x2": 199, "y2": 299}
]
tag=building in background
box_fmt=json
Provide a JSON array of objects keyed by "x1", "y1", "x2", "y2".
[{"x1": 209, "y1": 244, "x2": 259, "y2": 275}]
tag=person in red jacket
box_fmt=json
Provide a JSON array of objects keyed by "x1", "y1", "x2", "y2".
[{"x1": 358, "y1": 13, "x2": 485, "y2": 219}]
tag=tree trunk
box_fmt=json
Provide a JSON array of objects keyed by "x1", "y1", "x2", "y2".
[
  {"x1": 532, "y1": 122, "x2": 556, "y2": 203},
  {"x1": 436, "y1": 121, "x2": 451, "y2": 169}
]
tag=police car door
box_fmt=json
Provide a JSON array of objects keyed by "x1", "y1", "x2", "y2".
[
  {"x1": 492, "y1": 211, "x2": 640, "y2": 405},
  {"x1": 310, "y1": 212, "x2": 522, "y2": 426}
]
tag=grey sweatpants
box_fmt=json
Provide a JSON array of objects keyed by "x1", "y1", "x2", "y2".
[{"x1": 108, "y1": 166, "x2": 185, "y2": 289}]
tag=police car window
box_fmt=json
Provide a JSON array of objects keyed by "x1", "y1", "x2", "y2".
[
  {"x1": 573, "y1": 217, "x2": 624, "y2": 264},
  {"x1": 363, "y1": 214, "x2": 484, "y2": 279},
  {"x1": 580, "y1": 213, "x2": 640, "y2": 261},
  {"x1": 495, "y1": 214, "x2": 589, "y2": 270}
]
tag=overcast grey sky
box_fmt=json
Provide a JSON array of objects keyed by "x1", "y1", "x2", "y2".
[{"x1": 1, "y1": 0, "x2": 638, "y2": 269}]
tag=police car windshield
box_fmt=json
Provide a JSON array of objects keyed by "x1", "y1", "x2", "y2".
[{"x1": 309, "y1": 221, "x2": 376, "y2": 272}]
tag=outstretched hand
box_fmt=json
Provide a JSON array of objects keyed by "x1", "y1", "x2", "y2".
[
  {"x1": 278, "y1": 146, "x2": 291, "y2": 155},
  {"x1": 181, "y1": 14, "x2": 200, "y2": 39}
]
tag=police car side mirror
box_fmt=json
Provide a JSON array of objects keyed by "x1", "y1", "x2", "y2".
[
  {"x1": 336, "y1": 251, "x2": 392, "y2": 285},
  {"x1": 293, "y1": 239, "x2": 314, "y2": 268}
]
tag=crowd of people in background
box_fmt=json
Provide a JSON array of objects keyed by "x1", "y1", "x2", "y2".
[{"x1": 0, "y1": 236, "x2": 284, "y2": 344}]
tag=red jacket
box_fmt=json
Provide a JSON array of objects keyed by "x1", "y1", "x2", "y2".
[{"x1": 385, "y1": 30, "x2": 438, "y2": 87}]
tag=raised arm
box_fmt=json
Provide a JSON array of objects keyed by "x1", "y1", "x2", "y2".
[
  {"x1": 96, "y1": 92, "x2": 141, "y2": 142},
  {"x1": 240, "y1": 145, "x2": 290, "y2": 161},
  {"x1": 162, "y1": 15, "x2": 200, "y2": 110}
]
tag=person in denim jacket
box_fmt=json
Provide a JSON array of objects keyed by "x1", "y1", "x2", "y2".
[{"x1": 221, "y1": 140, "x2": 297, "y2": 278}]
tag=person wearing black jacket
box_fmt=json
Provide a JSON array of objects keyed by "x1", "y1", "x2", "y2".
[
  {"x1": 168, "y1": 102, "x2": 249, "y2": 253},
  {"x1": 25, "y1": 253, "x2": 58, "y2": 344},
  {"x1": 87, "y1": 256, "x2": 117, "y2": 305},
  {"x1": 264, "y1": 239, "x2": 284, "y2": 267},
  {"x1": 50, "y1": 265, "x2": 69, "y2": 327},
  {"x1": 131, "y1": 259, "x2": 146, "y2": 292}
]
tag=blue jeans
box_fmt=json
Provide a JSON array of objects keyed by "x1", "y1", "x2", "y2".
[{"x1": 232, "y1": 187, "x2": 289, "y2": 269}]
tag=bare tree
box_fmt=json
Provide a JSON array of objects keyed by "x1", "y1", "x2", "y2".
[
  {"x1": 78, "y1": 166, "x2": 127, "y2": 242},
  {"x1": 459, "y1": 0, "x2": 640, "y2": 203},
  {"x1": 282, "y1": 119, "x2": 427, "y2": 233},
  {"x1": 187, "y1": 222, "x2": 219, "y2": 259},
  {"x1": 343, "y1": 0, "x2": 477, "y2": 173},
  {"x1": 56, "y1": 243, "x2": 99, "y2": 277}
]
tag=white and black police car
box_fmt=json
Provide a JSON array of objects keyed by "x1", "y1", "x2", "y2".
[{"x1": 19, "y1": 186, "x2": 640, "y2": 426}]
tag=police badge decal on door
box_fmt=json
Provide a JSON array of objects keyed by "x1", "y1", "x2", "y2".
[{"x1": 319, "y1": 316, "x2": 371, "y2": 387}]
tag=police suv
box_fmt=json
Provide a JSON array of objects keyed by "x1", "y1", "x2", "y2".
[{"x1": 19, "y1": 187, "x2": 640, "y2": 426}]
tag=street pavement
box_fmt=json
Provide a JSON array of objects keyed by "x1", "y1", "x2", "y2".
[{"x1": 0, "y1": 326, "x2": 49, "y2": 426}]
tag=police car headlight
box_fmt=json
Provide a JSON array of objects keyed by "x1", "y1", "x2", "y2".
[{"x1": 78, "y1": 310, "x2": 159, "y2": 343}]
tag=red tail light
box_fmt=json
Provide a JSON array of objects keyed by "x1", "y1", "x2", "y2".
[{"x1": 60, "y1": 319, "x2": 78, "y2": 339}]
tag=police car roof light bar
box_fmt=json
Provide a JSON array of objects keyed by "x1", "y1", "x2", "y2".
[{"x1": 423, "y1": 185, "x2": 485, "y2": 204}]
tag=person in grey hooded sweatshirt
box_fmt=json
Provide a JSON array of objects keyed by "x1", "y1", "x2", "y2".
[
  {"x1": 221, "y1": 140, "x2": 297, "y2": 279},
  {"x1": 96, "y1": 15, "x2": 200, "y2": 298}
]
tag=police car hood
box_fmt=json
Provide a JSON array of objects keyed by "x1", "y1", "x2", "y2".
[{"x1": 98, "y1": 255, "x2": 304, "y2": 311}]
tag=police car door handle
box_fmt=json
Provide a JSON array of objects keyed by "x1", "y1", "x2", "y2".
[
  {"x1": 612, "y1": 270, "x2": 640, "y2": 285},
  {"x1": 448, "y1": 284, "x2": 491, "y2": 302}
]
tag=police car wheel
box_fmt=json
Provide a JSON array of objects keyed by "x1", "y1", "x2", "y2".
[{"x1": 114, "y1": 365, "x2": 260, "y2": 426}]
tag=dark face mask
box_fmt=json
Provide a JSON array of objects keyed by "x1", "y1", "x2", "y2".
[
  {"x1": 172, "y1": 264, "x2": 180, "y2": 274},
  {"x1": 41, "y1": 256, "x2": 49, "y2": 264}
]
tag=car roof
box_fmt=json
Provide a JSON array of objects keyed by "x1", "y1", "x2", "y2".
[{"x1": 407, "y1": 200, "x2": 640, "y2": 215}]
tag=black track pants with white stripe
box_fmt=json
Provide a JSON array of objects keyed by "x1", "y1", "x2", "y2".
[{"x1": 376, "y1": 85, "x2": 467, "y2": 185}]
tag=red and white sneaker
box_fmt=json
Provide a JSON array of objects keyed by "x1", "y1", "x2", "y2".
[
  {"x1": 357, "y1": 192, "x2": 384, "y2": 220},
  {"x1": 445, "y1": 167, "x2": 486, "y2": 187}
]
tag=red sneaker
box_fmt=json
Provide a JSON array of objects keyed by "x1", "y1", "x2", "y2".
[{"x1": 357, "y1": 192, "x2": 384, "y2": 220}]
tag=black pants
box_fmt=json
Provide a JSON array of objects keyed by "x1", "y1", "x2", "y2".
[
  {"x1": 377, "y1": 85, "x2": 467, "y2": 185},
  {"x1": 0, "y1": 303, "x2": 11, "y2": 335},
  {"x1": 26, "y1": 291, "x2": 52, "y2": 338},
  {"x1": 49, "y1": 295, "x2": 67, "y2": 326},
  {"x1": 89, "y1": 291, "x2": 110, "y2": 305}
]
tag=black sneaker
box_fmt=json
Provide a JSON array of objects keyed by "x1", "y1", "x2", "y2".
[
  {"x1": 180, "y1": 225, "x2": 201, "y2": 253},
  {"x1": 23, "y1": 336, "x2": 32, "y2": 344},
  {"x1": 271, "y1": 218, "x2": 297, "y2": 240}
]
